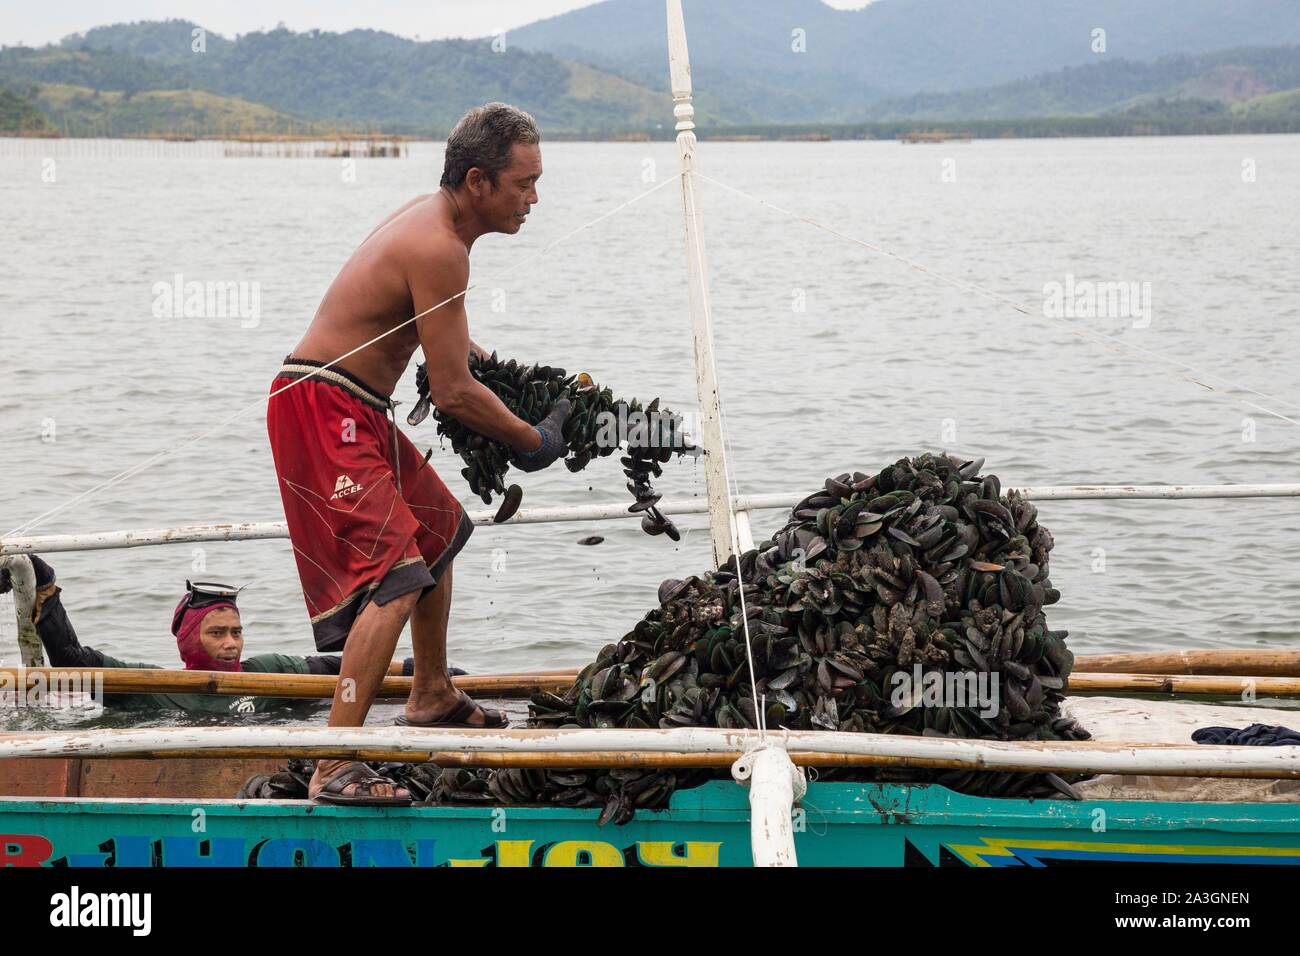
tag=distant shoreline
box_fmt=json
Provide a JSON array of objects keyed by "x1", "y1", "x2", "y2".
[
  {"x1": 5, "y1": 116, "x2": 1299, "y2": 143},
  {"x1": 580, "y1": 114, "x2": 1300, "y2": 141}
]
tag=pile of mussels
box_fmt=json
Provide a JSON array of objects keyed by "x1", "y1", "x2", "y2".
[
  {"x1": 408, "y1": 354, "x2": 695, "y2": 535},
  {"x1": 239, "y1": 454, "x2": 1090, "y2": 823}
]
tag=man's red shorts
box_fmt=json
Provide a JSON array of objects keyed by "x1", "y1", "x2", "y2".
[{"x1": 267, "y1": 357, "x2": 473, "y2": 652}]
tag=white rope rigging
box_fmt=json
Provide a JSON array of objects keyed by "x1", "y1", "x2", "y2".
[
  {"x1": 4, "y1": 175, "x2": 678, "y2": 539},
  {"x1": 680, "y1": 165, "x2": 767, "y2": 738},
  {"x1": 691, "y1": 169, "x2": 1300, "y2": 430}
]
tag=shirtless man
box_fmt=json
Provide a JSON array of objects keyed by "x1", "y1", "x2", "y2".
[{"x1": 267, "y1": 103, "x2": 571, "y2": 805}]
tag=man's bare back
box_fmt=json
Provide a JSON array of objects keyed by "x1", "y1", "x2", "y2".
[{"x1": 293, "y1": 192, "x2": 462, "y2": 398}]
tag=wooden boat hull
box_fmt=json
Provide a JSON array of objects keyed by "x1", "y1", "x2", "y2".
[{"x1": 5, "y1": 781, "x2": 1300, "y2": 867}]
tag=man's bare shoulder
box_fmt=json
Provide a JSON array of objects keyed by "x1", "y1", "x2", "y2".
[{"x1": 392, "y1": 225, "x2": 467, "y2": 300}]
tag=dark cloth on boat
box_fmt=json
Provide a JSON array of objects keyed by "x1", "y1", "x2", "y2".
[{"x1": 1192, "y1": 723, "x2": 1300, "y2": 746}]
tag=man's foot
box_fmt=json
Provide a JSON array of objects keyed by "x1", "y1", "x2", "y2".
[
  {"x1": 309, "y1": 759, "x2": 411, "y2": 805},
  {"x1": 398, "y1": 689, "x2": 508, "y2": 728}
]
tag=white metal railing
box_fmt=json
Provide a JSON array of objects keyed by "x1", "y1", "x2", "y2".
[{"x1": 2, "y1": 483, "x2": 1296, "y2": 556}]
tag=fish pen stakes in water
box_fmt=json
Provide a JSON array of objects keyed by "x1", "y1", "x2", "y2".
[
  {"x1": 222, "y1": 138, "x2": 409, "y2": 159},
  {"x1": 0, "y1": 138, "x2": 410, "y2": 160}
]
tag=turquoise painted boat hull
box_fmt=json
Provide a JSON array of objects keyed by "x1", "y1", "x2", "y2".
[{"x1": 4, "y1": 782, "x2": 1300, "y2": 867}]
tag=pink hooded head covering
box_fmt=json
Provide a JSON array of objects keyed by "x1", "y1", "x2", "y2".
[{"x1": 172, "y1": 595, "x2": 243, "y2": 672}]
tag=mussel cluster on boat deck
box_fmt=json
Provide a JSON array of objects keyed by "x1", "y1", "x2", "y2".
[
  {"x1": 239, "y1": 454, "x2": 1091, "y2": 823},
  {"x1": 408, "y1": 353, "x2": 695, "y2": 533}
]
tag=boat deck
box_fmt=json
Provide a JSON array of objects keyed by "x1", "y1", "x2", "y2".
[
  {"x1": 1068, "y1": 697, "x2": 1300, "y2": 803},
  {"x1": 2, "y1": 697, "x2": 1297, "y2": 805}
]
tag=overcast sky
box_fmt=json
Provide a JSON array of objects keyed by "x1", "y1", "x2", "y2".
[{"x1": 1, "y1": 1, "x2": 875, "y2": 47}]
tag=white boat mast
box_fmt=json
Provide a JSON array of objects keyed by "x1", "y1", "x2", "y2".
[{"x1": 666, "y1": 0, "x2": 734, "y2": 567}]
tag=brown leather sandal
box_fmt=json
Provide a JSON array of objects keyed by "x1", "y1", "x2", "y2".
[
  {"x1": 311, "y1": 761, "x2": 412, "y2": 806},
  {"x1": 394, "y1": 690, "x2": 508, "y2": 729}
]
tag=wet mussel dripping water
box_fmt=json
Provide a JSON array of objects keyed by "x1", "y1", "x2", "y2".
[{"x1": 409, "y1": 354, "x2": 695, "y2": 535}]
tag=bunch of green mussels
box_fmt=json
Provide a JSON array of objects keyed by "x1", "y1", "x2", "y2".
[
  {"x1": 409, "y1": 353, "x2": 696, "y2": 534},
  {"x1": 239, "y1": 454, "x2": 1090, "y2": 825},
  {"x1": 421, "y1": 454, "x2": 1090, "y2": 822}
]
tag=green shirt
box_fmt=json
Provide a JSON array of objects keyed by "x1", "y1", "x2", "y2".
[{"x1": 98, "y1": 653, "x2": 319, "y2": 716}]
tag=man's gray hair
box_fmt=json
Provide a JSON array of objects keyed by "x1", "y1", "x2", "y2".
[{"x1": 441, "y1": 103, "x2": 541, "y2": 189}]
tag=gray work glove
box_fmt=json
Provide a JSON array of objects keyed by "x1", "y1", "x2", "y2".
[{"x1": 511, "y1": 399, "x2": 571, "y2": 473}]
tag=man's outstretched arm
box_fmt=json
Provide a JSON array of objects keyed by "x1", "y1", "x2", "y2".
[{"x1": 409, "y1": 240, "x2": 541, "y2": 450}]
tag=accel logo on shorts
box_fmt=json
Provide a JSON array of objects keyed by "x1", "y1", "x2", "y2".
[{"x1": 330, "y1": 475, "x2": 363, "y2": 500}]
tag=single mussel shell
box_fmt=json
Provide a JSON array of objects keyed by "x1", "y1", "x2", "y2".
[
  {"x1": 492, "y1": 484, "x2": 524, "y2": 523},
  {"x1": 641, "y1": 515, "x2": 667, "y2": 536},
  {"x1": 658, "y1": 578, "x2": 686, "y2": 604},
  {"x1": 406, "y1": 393, "x2": 432, "y2": 426}
]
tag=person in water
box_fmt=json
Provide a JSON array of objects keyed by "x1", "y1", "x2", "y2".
[{"x1": 0, "y1": 555, "x2": 452, "y2": 716}]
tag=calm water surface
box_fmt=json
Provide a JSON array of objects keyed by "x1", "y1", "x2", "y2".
[{"x1": 1, "y1": 135, "x2": 1297, "y2": 728}]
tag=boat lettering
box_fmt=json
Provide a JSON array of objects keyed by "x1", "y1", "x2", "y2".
[
  {"x1": 19, "y1": 834, "x2": 722, "y2": 867},
  {"x1": 1, "y1": 834, "x2": 54, "y2": 866}
]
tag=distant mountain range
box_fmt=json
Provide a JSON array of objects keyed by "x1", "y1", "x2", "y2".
[
  {"x1": 0, "y1": 86, "x2": 52, "y2": 132},
  {"x1": 870, "y1": 45, "x2": 1300, "y2": 120},
  {"x1": 510, "y1": 0, "x2": 1300, "y2": 121},
  {"x1": 0, "y1": 20, "x2": 681, "y2": 136},
  {"x1": 1, "y1": 1, "x2": 1299, "y2": 137}
]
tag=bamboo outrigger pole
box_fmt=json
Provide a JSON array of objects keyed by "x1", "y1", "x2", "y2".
[
  {"x1": 5, "y1": 724, "x2": 1300, "y2": 779},
  {"x1": 1076, "y1": 649, "x2": 1300, "y2": 677},
  {"x1": 1068, "y1": 672, "x2": 1300, "y2": 697},
  {"x1": 7, "y1": 662, "x2": 1300, "y2": 701},
  {"x1": 0, "y1": 667, "x2": 573, "y2": 700}
]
